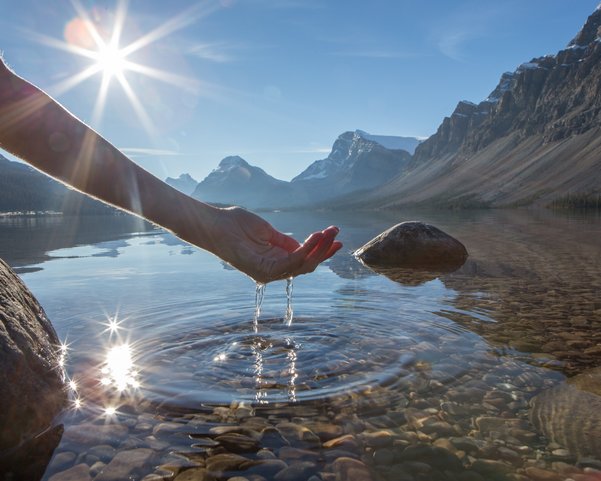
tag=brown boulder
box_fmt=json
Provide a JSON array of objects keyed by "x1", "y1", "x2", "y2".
[
  {"x1": 354, "y1": 221, "x2": 468, "y2": 269},
  {"x1": 0, "y1": 258, "x2": 67, "y2": 451}
]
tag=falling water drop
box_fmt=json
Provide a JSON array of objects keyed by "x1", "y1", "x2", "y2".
[
  {"x1": 253, "y1": 282, "x2": 265, "y2": 333},
  {"x1": 284, "y1": 277, "x2": 294, "y2": 326}
]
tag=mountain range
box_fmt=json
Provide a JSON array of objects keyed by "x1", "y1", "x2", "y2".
[
  {"x1": 2, "y1": 7, "x2": 600, "y2": 213},
  {"x1": 182, "y1": 6, "x2": 601, "y2": 210}
]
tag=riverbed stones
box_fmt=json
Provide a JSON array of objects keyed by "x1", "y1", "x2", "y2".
[
  {"x1": 0, "y1": 258, "x2": 67, "y2": 450},
  {"x1": 94, "y1": 448, "x2": 155, "y2": 481},
  {"x1": 354, "y1": 221, "x2": 468, "y2": 269}
]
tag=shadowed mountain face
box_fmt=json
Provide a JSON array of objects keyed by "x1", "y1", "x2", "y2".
[
  {"x1": 345, "y1": 7, "x2": 601, "y2": 209},
  {"x1": 0, "y1": 154, "x2": 115, "y2": 214}
]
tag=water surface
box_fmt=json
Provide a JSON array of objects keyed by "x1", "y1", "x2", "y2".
[{"x1": 1, "y1": 209, "x2": 600, "y2": 480}]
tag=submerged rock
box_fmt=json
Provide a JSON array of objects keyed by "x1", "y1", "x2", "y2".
[
  {"x1": 354, "y1": 221, "x2": 468, "y2": 269},
  {"x1": 0, "y1": 258, "x2": 67, "y2": 452},
  {"x1": 530, "y1": 367, "x2": 601, "y2": 459}
]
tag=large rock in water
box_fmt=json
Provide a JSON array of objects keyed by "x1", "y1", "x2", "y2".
[
  {"x1": 530, "y1": 367, "x2": 601, "y2": 459},
  {"x1": 0, "y1": 258, "x2": 67, "y2": 452},
  {"x1": 354, "y1": 221, "x2": 468, "y2": 268}
]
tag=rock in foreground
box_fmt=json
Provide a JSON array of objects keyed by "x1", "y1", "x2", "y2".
[
  {"x1": 0, "y1": 258, "x2": 67, "y2": 452},
  {"x1": 354, "y1": 221, "x2": 468, "y2": 269},
  {"x1": 530, "y1": 367, "x2": 601, "y2": 459}
]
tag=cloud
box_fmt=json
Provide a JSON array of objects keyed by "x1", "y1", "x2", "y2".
[
  {"x1": 331, "y1": 49, "x2": 417, "y2": 59},
  {"x1": 188, "y1": 42, "x2": 237, "y2": 63},
  {"x1": 437, "y1": 31, "x2": 472, "y2": 61},
  {"x1": 431, "y1": 3, "x2": 509, "y2": 61},
  {"x1": 243, "y1": 0, "x2": 325, "y2": 9},
  {"x1": 119, "y1": 148, "x2": 182, "y2": 157}
]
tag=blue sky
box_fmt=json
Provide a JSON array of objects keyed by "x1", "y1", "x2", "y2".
[{"x1": 1, "y1": 0, "x2": 599, "y2": 181}]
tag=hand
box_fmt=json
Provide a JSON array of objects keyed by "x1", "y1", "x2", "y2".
[{"x1": 208, "y1": 207, "x2": 342, "y2": 283}]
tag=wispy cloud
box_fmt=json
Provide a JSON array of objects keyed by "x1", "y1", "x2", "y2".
[
  {"x1": 188, "y1": 42, "x2": 238, "y2": 63},
  {"x1": 120, "y1": 147, "x2": 182, "y2": 157},
  {"x1": 437, "y1": 31, "x2": 473, "y2": 61},
  {"x1": 331, "y1": 49, "x2": 417, "y2": 59},
  {"x1": 243, "y1": 0, "x2": 325, "y2": 10},
  {"x1": 431, "y1": 3, "x2": 509, "y2": 61}
]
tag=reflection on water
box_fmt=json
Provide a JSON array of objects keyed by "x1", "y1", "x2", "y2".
[
  {"x1": 101, "y1": 343, "x2": 140, "y2": 392},
  {"x1": 1, "y1": 209, "x2": 601, "y2": 480}
]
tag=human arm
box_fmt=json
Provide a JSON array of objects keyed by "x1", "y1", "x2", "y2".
[{"x1": 0, "y1": 57, "x2": 341, "y2": 283}]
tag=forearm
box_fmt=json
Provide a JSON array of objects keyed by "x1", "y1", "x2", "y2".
[{"x1": 0, "y1": 60, "x2": 220, "y2": 252}]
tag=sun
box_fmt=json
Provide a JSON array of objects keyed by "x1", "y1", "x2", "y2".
[
  {"x1": 30, "y1": 0, "x2": 213, "y2": 137},
  {"x1": 94, "y1": 42, "x2": 127, "y2": 80}
]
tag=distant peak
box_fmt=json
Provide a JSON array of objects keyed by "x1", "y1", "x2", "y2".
[{"x1": 219, "y1": 156, "x2": 249, "y2": 168}]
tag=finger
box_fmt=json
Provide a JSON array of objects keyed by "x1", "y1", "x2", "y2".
[
  {"x1": 307, "y1": 226, "x2": 339, "y2": 263},
  {"x1": 269, "y1": 232, "x2": 323, "y2": 279},
  {"x1": 269, "y1": 229, "x2": 300, "y2": 252},
  {"x1": 323, "y1": 240, "x2": 343, "y2": 261}
]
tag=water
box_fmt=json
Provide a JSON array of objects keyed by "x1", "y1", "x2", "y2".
[{"x1": 1, "y1": 209, "x2": 601, "y2": 480}]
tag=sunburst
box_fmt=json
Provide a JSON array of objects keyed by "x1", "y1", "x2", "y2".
[{"x1": 28, "y1": 0, "x2": 217, "y2": 138}]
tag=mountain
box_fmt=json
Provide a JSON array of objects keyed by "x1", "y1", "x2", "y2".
[
  {"x1": 0, "y1": 153, "x2": 115, "y2": 214},
  {"x1": 353, "y1": 130, "x2": 421, "y2": 154},
  {"x1": 165, "y1": 173, "x2": 198, "y2": 195},
  {"x1": 345, "y1": 7, "x2": 601, "y2": 209},
  {"x1": 191, "y1": 156, "x2": 295, "y2": 209},
  {"x1": 291, "y1": 130, "x2": 413, "y2": 202}
]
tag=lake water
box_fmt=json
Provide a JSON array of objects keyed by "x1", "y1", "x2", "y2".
[{"x1": 2, "y1": 209, "x2": 601, "y2": 481}]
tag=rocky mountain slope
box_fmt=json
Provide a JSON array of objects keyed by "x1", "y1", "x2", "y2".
[
  {"x1": 292, "y1": 130, "x2": 413, "y2": 202},
  {"x1": 348, "y1": 7, "x2": 601, "y2": 209},
  {"x1": 0, "y1": 154, "x2": 114, "y2": 214}
]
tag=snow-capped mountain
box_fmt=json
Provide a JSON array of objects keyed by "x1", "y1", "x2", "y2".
[
  {"x1": 165, "y1": 173, "x2": 198, "y2": 195},
  {"x1": 291, "y1": 130, "x2": 413, "y2": 200},
  {"x1": 191, "y1": 156, "x2": 295, "y2": 208},
  {"x1": 354, "y1": 130, "x2": 421, "y2": 154}
]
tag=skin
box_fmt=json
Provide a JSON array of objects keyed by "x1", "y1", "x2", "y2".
[{"x1": 0, "y1": 57, "x2": 342, "y2": 283}]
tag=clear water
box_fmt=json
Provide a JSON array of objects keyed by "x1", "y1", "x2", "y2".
[{"x1": 1, "y1": 209, "x2": 601, "y2": 480}]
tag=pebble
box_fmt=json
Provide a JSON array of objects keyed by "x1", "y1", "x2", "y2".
[
  {"x1": 273, "y1": 461, "x2": 317, "y2": 481},
  {"x1": 362, "y1": 430, "x2": 394, "y2": 448},
  {"x1": 206, "y1": 453, "x2": 252, "y2": 476},
  {"x1": 331, "y1": 457, "x2": 373, "y2": 481},
  {"x1": 524, "y1": 466, "x2": 562, "y2": 481},
  {"x1": 49, "y1": 451, "x2": 77, "y2": 472},
  {"x1": 48, "y1": 463, "x2": 92, "y2": 481},
  {"x1": 323, "y1": 434, "x2": 360, "y2": 452},
  {"x1": 89, "y1": 461, "x2": 106, "y2": 477},
  {"x1": 278, "y1": 446, "x2": 321, "y2": 463},
  {"x1": 174, "y1": 468, "x2": 213, "y2": 480},
  {"x1": 94, "y1": 448, "x2": 155, "y2": 481},
  {"x1": 215, "y1": 433, "x2": 261, "y2": 453},
  {"x1": 373, "y1": 448, "x2": 395, "y2": 465},
  {"x1": 246, "y1": 459, "x2": 288, "y2": 477},
  {"x1": 87, "y1": 444, "x2": 117, "y2": 463}
]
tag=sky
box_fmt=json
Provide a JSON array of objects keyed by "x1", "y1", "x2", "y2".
[{"x1": 1, "y1": 0, "x2": 599, "y2": 182}]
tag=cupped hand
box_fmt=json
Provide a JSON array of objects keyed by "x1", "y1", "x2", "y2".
[{"x1": 209, "y1": 207, "x2": 342, "y2": 283}]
